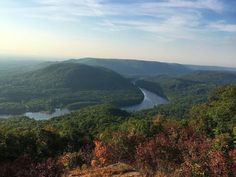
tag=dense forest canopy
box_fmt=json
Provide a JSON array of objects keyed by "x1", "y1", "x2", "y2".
[{"x1": 0, "y1": 85, "x2": 235, "y2": 176}]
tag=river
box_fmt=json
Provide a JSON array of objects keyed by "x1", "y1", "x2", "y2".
[
  {"x1": 122, "y1": 88, "x2": 168, "y2": 111},
  {"x1": 0, "y1": 88, "x2": 167, "y2": 120},
  {"x1": 0, "y1": 108, "x2": 70, "y2": 120}
]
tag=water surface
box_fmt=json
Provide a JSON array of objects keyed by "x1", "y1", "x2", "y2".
[
  {"x1": 25, "y1": 108, "x2": 70, "y2": 120},
  {"x1": 122, "y1": 88, "x2": 168, "y2": 111},
  {"x1": 0, "y1": 108, "x2": 70, "y2": 120}
]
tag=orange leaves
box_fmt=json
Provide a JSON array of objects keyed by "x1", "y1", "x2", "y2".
[
  {"x1": 92, "y1": 121, "x2": 235, "y2": 176},
  {"x1": 208, "y1": 150, "x2": 229, "y2": 177},
  {"x1": 91, "y1": 159, "x2": 98, "y2": 168},
  {"x1": 93, "y1": 140, "x2": 109, "y2": 166},
  {"x1": 94, "y1": 140, "x2": 108, "y2": 160}
]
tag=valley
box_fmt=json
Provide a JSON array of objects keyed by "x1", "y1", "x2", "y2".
[
  {"x1": 1, "y1": 59, "x2": 236, "y2": 119},
  {"x1": 1, "y1": 1, "x2": 236, "y2": 175},
  {"x1": 0, "y1": 87, "x2": 167, "y2": 119},
  {"x1": 0, "y1": 58, "x2": 235, "y2": 177}
]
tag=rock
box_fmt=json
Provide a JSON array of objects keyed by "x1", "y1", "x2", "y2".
[{"x1": 65, "y1": 163, "x2": 143, "y2": 177}]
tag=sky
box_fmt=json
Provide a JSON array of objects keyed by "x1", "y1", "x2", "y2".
[{"x1": 0, "y1": 0, "x2": 236, "y2": 67}]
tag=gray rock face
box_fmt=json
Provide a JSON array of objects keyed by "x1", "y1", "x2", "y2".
[{"x1": 65, "y1": 163, "x2": 143, "y2": 177}]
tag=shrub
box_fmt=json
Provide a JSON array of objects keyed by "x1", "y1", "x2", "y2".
[{"x1": 0, "y1": 155, "x2": 64, "y2": 177}]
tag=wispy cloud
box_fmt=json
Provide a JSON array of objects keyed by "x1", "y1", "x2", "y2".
[
  {"x1": 0, "y1": 0, "x2": 235, "y2": 40},
  {"x1": 0, "y1": 0, "x2": 236, "y2": 66},
  {"x1": 0, "y1": 0, "x2": 224, "y2": 19},
  {"x1": 153, "y1": 0, "x2": 223, "y2": 12},
  {"x1": 209, "y1": 21, "x2": 236, "y2": 32},
  {"x1": 101, "y1": 12, "x2": 202, "y2": 40}
]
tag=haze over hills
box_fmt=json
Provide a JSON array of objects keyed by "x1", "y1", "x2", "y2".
[
  {"x1": 186, "y1": 64, "x2": 236, "y2": 72},
  {"x1": 68, "y1": 58, "x2": 236, "y2": 77},
  {"x1": 0, "y1": 59, "x2": 54, "y2": 79},
  {"x1": 1, "y1": 58, "x2": 236, "y2": 79},
  {"x1": 71, "y1": 58, "x2": 191, "y2": 77},
  {"x1": 180, "y1": 71, "x2": 236, "y2": 85}
]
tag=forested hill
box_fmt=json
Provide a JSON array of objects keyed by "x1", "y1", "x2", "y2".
[
  {"x1": 71, "y1": 58, "x2": 191, "y2": 76},
  {"x1": 17, "y1": 63, "x2": 135, "y2": 90},
  {"x1": 0, "y1": 63, "x2": 143, "y2": 114}
]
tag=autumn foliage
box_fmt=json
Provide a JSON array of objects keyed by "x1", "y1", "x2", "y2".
[
  {"x1": 94, "y1": 120, "x2": 236, "y2": 176},
  {"x1": 0, "y1": 86, "x2": 235, "y2": 176}
]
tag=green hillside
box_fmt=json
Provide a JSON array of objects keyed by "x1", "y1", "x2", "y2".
[
  {"x1": 19, "y1": 63, "x2": 136, "y2": 90},
  {"x1": 0, "y1": 63, "x2": 143, "y2": 114},
  {"x1": 136, "y1": 71, "x2": 236, "y2": 118}
]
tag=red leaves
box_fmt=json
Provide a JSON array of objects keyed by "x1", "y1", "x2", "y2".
[
  {"x1": 94, "y1": 133, "x2": 146, "y2": 165},
  {"x1": 93, "y1": 121, "x2": 235, "y2": 176},
  {"x1": 94, "y1": 140, "x2": 109, "y2": 165},
  {"x1": 135, "y1": 133, "x2": 182, "y2": 173},
  {"x1": 229, "y1": 149, "x2": 236, "y2": 177},
  {"x1": 208, "y1": 150, "x2": 229, "y2": 177},
  {"x1": 94, "y1": 140, "x2": 108, "y2": 160}
]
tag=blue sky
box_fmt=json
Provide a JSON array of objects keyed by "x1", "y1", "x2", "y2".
[{"x1": 0, "y1": 0, "x2": 235, "y2": 66}]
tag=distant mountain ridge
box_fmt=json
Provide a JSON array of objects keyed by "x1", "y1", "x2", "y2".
[
  {"x1": 67, "y1": 58, "x2": 236, "y2": 77},
  {"x1": 186, "y1": 64, "x2": 236, "y2": 72},
  {"x1": 1, "y1": 58, "x2": 235, "y2": 79},
  {"x1": 180, "y1": 70, "x2": 236, "y2": 85},
  {"x1": 70, "y1": 58, "x2": 191, "y2": 77}
]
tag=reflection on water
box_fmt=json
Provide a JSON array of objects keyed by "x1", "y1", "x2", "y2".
[
  {"x1": 122, "y1": 88, "x2": 168, "y2": 111},
  {"x1": 24, "y1": 108, "x2": 70, "y2": 120},
  {"x1": 0, "y1": 115, "x2": 15, "y2": 119},
  {"x1": 0, "y1": 108, "x2": 70, "y2": 120}
]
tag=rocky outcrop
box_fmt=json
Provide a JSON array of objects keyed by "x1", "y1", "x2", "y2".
[{"x1": 65, "y1": 163, "x2": 143, "y2": 177}]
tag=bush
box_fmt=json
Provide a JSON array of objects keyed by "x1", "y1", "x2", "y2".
[{"x1": 0, "y1": 155, "x2": 64, "y2": 177}]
